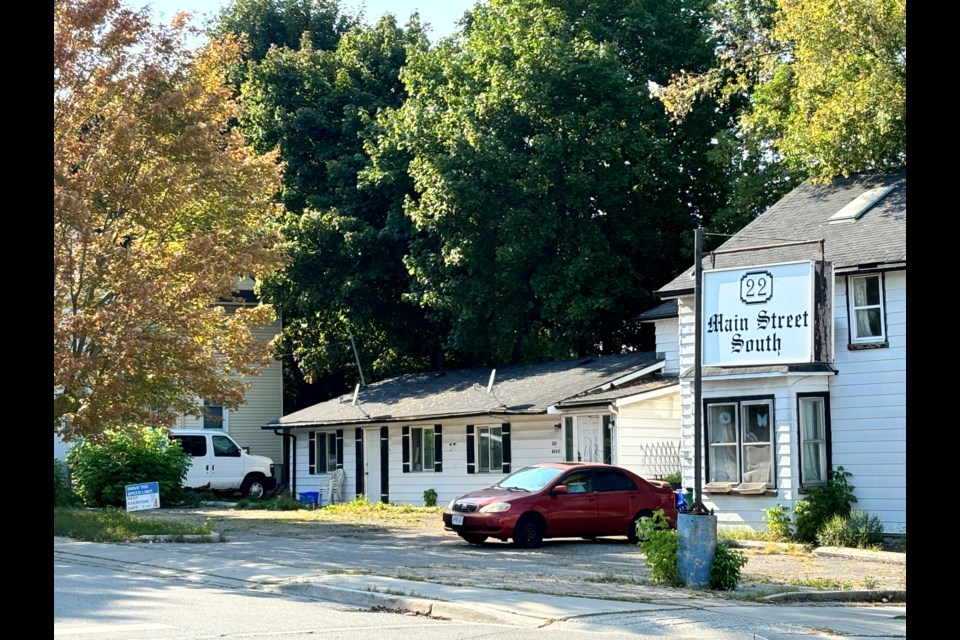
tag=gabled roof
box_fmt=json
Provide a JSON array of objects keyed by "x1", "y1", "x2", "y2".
[
  {"x1": 657, "y1": 167, "x2": 906, "y2": 297},
  {"x1": 267, "y1": 352, "x2": 662, "y2": 429}
]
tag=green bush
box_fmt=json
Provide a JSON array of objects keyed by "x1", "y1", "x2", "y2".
[
  {"x1": 763, "y1": 504, "x2": 794, "y2": 541},
  {"x1": 423, "y1": 488, "x2": 438, "y2": 507},
  {"x1": 793, "y1": 466, "x2": 857, "y2": 543},
  {"x1": 54, "y1": 458, "x2": 80, "y2": 507},
  {"x1": 67, "y1": 426, "x2": 191, "y2": 508},
  {"x1": 636, "y1": 510, "x2": 682, "y2": 587},
  {"x1": 816, "y1": 509, "x2": 884, "y2": 549},
  {"x1": 710, "y1": 541, "x2": 748, "y2": 591}
]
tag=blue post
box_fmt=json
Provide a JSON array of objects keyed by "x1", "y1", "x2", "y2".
[{"x1": 677, "y1": 513, "x2": 717, "y2": 588}]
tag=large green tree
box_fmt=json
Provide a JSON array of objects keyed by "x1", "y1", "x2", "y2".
[
  {"x1": 54, "y1": 0, "x2": 287, "y2": 440},
  {"x1": 657, "y1": 0, "x2": 906, "y2": 184},
  {"x1": 368, "y1": 0, "x2": 728, "y2": 365},
  {"x1": 219, "y1": 4, "x2": 437, "y2": 400}
]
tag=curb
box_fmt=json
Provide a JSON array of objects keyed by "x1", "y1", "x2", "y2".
[
  {"x1": 762, "y1": 589, "x2": 906, "y2": 604},
  {"x1": 135, "y1": 533, "x2": 224, "y2": 543},
  {"x1": 274, "y1": 582, "x2": 543, "y2": 626}
]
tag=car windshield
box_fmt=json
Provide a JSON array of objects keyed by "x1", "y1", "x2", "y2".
[{"x1": 494, "y1": 465, "x2": 565, "y2": 492}]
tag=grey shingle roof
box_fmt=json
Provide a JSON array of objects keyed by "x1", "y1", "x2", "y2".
[
  {"x1": 268, "y1": 352, "x2": 661, "y2": 429},
  {"x1": 634, "y1": 300, "x2": 678, "y2": 322},
  {"x1": 657, "y1": 167, "x2": 906, "y2": 297}
]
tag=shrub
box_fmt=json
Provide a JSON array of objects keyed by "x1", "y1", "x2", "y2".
[
  {"x1": 793, "y1": 466, "x2": 857, "y2": 543},
  {"x1": 763, "y1": 504, "x2": 794, "y2": 541},
  {"x1": 67, "y1": 426, "x2": 191, "y2": 508},
  {"x1": 54, "y1": 458, "x2": 80, "y2": 507},
  {"x1": 816, "y1": 509, "x2": 884, "y2": 549},
  {"x1": 710, "y1": 541, "x2": 748, "y2": 591},
  {"x1": 636, "y1": 510, "x2": 682, "y2": 587},
  {"x1": 423, "y1": 488, "x2": 438, "y2": 507}
]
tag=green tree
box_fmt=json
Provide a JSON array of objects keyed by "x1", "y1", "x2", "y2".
[
  {"x1": 368, "y1": 0, "x2": 727, "y2": 365},
  {"x1": 657, "y1": 0, "x2": 905, "y2": 184},
  {"x1": 210, "y1": 0, "x2": 358, "y2": 65},
  {"x1": 54, "y1": 0, "x2": 287, "y2": 440},
  {"x1": 223, "y1": 8, "x2": 438, "y2": 399}
]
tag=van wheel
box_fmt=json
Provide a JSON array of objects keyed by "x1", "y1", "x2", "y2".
[{"x1": 241, "y1": 475, "x2": 266, "y2": 500}]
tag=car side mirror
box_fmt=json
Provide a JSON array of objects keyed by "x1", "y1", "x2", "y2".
[{"x1": 551, "y1": 485, "x2": 569, "y2": 496}]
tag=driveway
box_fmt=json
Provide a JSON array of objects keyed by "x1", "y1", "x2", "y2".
[{"x1": 142, "y1": 506, "x2": 906, "y2": 601}]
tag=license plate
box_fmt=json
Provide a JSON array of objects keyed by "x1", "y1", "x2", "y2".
[{"x1": 452, "y1": 513, "x2": 464, "y2": 526}]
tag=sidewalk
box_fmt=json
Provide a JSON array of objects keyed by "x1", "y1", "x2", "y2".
[{"x1": 54, "y1": 535, "x2": 906, "y2": 638}]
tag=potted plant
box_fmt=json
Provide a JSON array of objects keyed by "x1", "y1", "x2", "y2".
[{"x1": 663, "y1": 471, "x2": 682, "y2": 490}]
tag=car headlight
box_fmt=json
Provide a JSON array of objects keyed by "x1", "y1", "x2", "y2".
[
  {"x1": 479, "y1": 502, "x2": 511, "y2": 513},
  {"x1": 447, "y1": 499, "x2": 457, "y2": 511}
]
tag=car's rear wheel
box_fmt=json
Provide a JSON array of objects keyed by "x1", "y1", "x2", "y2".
[
  {"x1": 512, "y1": 513, "x2": 545, "y2": 549},
  {"x1": 628, "y1": 510, "x2": 654, "y2": 545},
  {"x1": 458, "y1": 533, "x2": 487, "y2": 545}
]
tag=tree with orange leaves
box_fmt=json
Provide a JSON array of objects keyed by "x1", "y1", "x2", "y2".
[{"x1": 54, "y1": 0, "x2": 287, "y2": 440}]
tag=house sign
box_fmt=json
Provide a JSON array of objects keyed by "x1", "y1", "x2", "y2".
[{"x1": 702, "y1": 261, "x2": 833, "y2": 366}]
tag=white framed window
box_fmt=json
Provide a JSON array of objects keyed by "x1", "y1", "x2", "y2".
[
  {"x1": 202, "y1": 399, "x2": 227, "y2": 430},
  {"x1": 706, "y1": 397, "x2": 775, "y2": 487},
  {"x1": 477, "y1": 426, "x2": 503, "y2": 473},
  {"x1": 798, "y1": 394, "x2": 830, "y2": 488},
  {"x1": 847, "y1": 273, "x2": 887, "y2": 345},
  {"x1": 410, "y1": 427, "x2": 435, "y2": 472}
]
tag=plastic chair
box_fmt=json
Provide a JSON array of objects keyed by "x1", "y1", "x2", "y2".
[{"x1": 319, "y1": 468, "x2": 346, "y2": 506}]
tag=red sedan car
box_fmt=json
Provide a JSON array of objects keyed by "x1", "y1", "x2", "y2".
[{"x1": 442, "y1": 462, "x2": 678, "y2": 548}]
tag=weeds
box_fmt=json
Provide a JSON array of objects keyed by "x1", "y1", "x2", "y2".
[{"x1": 53, "y1": 507, "x2": 214, "y2": 542}]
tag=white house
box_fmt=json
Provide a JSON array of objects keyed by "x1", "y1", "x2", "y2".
[
  {"x1": 651, "y1": 167, "x2": 906, "y2": 536},
  {"x1": 266, "y1": 352, "x2": 683, "y2": 505}
]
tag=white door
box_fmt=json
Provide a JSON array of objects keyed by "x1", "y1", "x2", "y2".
[
  {"x1": 208, "y1": 434, "x2": 246, "y2": 490},
  {"x1": 363, "y1": 428, "x2": 383, "y2": 502},
  {"x1": 172, "y1": 434, "x2": 212, "y2": 488},
  {"x1": 566, "y1": 415, "x2": 603, "y2": 463}
]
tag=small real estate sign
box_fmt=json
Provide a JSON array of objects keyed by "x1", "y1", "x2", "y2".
[
  {"x1": 702, "y1": 260, "x2": 833, "y2": 367},
  {"x1": 125, "y1": 481, "x2": 160, "y2": 512}
]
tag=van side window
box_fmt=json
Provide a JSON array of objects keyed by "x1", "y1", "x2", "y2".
[
  {"x1": 172, "y1": 435, "x2": 206, "y2": 457},
  {"x1": 212, "y1": 435, "x2": 241, "y2": 457}
]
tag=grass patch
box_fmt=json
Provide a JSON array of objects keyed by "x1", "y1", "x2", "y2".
[
  {"x1": 54, "y1": 507, "x2": 215, "y2": 542},
  {"x1": 323, "y1": 496, "x2": 443, "y2": 520},
  {"x1": 718, "y1": 527, "x2": 779, "y2": 542},
  {"x1": 236, "y1": 494, "x2": 305, "y2": 511},
  {"x1": 326, "y1": 568, "x2": 372, "y2": 575},
  {"x1": 787, "y1": 577, "x2": 856, "y2": 590}
]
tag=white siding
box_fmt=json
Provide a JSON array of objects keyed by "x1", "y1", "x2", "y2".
[
  {"x1": 655, "y1": 318, "x2": 680, "y2": 374},
  {"x1": 291, "y1": 417, "x2": 568, "y2": 507},
  {"x1": 174, "y1": 319, "x2": 284, "y2": 465},
  {"x1": 616, "y1": 389, "x2": 682, "y2": 479},
  {"x1": 670, "y1": 268, "x2": 906, "y2": 535},
  {"x1": 829, "y1": 270, "x2": 906, "y2": 534}
]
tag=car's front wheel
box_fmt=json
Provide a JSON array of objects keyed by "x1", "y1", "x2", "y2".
[
  {"x1": 240, "y1": 475, "x2": 267, "y2": 500},
  {"x1": 458, "y1": 533, "x2": 488, "y2": 545},
  {"x1": 628, "y1": 510, "x2": 654, "y2": 545},
  {"x1": 512, "y1": 513, "x2": 545, "y2": 549}
]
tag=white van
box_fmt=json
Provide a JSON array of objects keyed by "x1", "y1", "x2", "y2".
[{"x1": 170, "y1": 429, "x2": 277, "y2": 499}]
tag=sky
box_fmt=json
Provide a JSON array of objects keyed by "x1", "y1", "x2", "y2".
[{"x1": 147, "y1": 0, "x2": 480, "y2": 43}]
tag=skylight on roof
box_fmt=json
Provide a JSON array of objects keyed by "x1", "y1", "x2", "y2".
[{"x1": 828, "y1": 184, "x2": 896, "y2": 223}]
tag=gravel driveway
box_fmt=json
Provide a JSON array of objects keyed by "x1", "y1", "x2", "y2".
[{"x1": 138, "y1": 506, "x2": 906, "y2": 600}]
